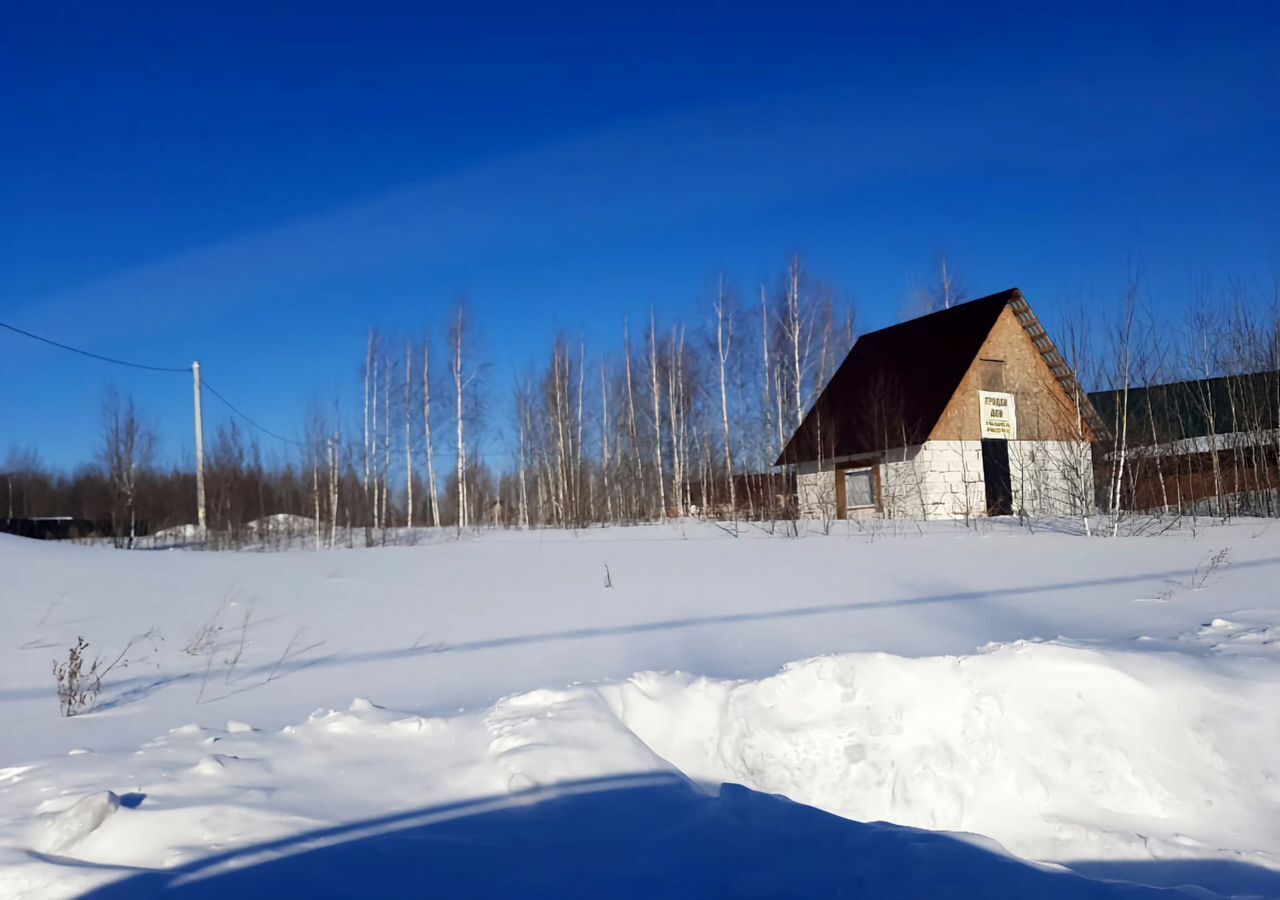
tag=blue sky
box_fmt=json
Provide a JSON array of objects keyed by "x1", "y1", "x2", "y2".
[{"x1": 2, "y1": 1, "x2": 1276, "y2": 469}]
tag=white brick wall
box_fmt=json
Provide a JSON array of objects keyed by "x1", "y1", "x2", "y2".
[
  {"x1": 794, "y1": 440, "x2": 1094, "y2": 521},
  {"x1": 881, "y1": 441, "x2": 986, "y2": 519},
  {"x1": 1009, "y1": 440, "x2": 1094, "y2": 517},
  {"x1": 796, "y1": 469, "x2": 837, "y2": 520}
]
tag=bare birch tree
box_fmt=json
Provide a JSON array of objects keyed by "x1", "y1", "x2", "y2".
[
  {"x1": 404, "y1": 341, "x2": 414, "y2": 529},
  {"x1": 422, "y1": 334, "x2": 440, "y2": 527},
  {"x1": 99, "y1": 388, "x2": 156, "y2": 549},
  {"x1": 649, "y1": 309, "x2": 666, "y2": 517},
  {"x1": 713, "y1": 275, "x2": 736, "y2": 515},
  {"x1": 449, "y1": 301, "x2": 484, "y2": 532}
]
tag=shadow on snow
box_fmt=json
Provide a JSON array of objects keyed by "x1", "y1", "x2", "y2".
[
  {"x1": 72, "y1": 774, "x2": 1276, "y2": 899},
  {"x1": 4, "y1": 556, "x2": 1278, "y2": 709}
]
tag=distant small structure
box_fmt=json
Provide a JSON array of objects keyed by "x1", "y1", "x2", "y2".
[
  {"x1": 0, "y1": 517, "x2": 99, "y2": 540},
  {"x1": 486, "y1": 499, "x2": 507, "y2": 527}
]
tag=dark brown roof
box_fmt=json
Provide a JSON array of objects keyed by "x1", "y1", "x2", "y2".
[{"x1": 776, "y1": 289, "x2": 1018, "y2": 465}]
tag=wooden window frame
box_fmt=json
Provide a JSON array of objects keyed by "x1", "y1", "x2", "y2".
[{"x1": 835, "y1": 459, "x2": 882, "y2": 518}]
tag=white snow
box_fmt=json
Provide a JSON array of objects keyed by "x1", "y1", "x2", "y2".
[
  {"x1": 34, "y1": 791, "x2": 120, "y2": 856},
  {"x1": 2, "y1": 518, "x2": 1279, "y2": 897},
  {"x1": 603, "y1": 645, "x2": 1280, "y2": 866}
]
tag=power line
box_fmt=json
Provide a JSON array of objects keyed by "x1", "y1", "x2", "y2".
[
  {"x1": 202, "y1": 379, "x2": 306, "y2": 448},
  {"x1": 0, "y1": 320, "x2": 189, "y2": 373},
  {"x1": 0, "y1": 317, "x2": 305, "y2": 449}
]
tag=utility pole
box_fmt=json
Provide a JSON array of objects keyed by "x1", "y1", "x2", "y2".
[{"x1": 192, "y1": 361, "x2": 207, "y2": 530}]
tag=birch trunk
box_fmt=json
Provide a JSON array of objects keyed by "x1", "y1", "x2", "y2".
[
  {"x1": 452, "y1": 307, "x2": 468, "y2": 532},
  {"x1": 363, "y1": 331, "x2": 373, "y2": 533},
  {"x1": 423, "y1": 339, "x2": 440, "y2": 528},
  {"x1": 623, "y1": 321, "x2": 642, "y2": 520},
  {"x1": 649, "y1": 309, "x2": 666, "y2": 518},
  {"x1": 405, "y1": 342, "x2": 414, "y2": 529},
  {"x1": 601, "y1": 360, "x2": 613, "y2": 523},
  {"x1": 382, "y1": 354, "x2": 391, "y2": 531},
  {"x1": 789, "y1": 256, "x2": 803, "y2": 430},
  {"x1": 716, "y1": 277, "x2": 735, "y2": 515}
]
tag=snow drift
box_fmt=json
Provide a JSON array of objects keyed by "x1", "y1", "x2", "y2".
[
  {"x1": 604, "y1": 642, "x2": 1280, "y2": 871},
  {"x1": 4, "y1": 640, "x2": 1278, "y2": 897}
]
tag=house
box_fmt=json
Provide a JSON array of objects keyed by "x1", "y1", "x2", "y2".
[
  {"x1": 1089, "y1": 370, "x2": 1280, "y2": 516},
  {"x1": 777, "y1": 288, "x2": 1105, "y2": 520}
]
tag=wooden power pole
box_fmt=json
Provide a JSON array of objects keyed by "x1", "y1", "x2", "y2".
[{"x1": 192, "y1": 361, "x2": 207, "y2": 530}]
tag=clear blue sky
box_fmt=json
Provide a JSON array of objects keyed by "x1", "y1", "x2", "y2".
[{"x1": 2, "y1": 1, "x2": 1276, "y2": 469}]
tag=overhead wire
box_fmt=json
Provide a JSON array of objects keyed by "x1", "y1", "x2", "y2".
[
  {"x1": 201, "y1": 380, "x2": 307, "y2": 448},
  {"x1": 0, "y1": 318, "x2": 304, "y2": 448},
  {"x1": 0, "y1": 320, "x2": 189, "y2": 373}
]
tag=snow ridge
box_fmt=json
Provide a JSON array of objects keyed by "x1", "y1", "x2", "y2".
[{"x1": 4, "y1": 641, "x2": 1277, "y2": 897}]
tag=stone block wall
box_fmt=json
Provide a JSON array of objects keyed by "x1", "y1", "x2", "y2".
[
  {"x1": 793, "y1": 440, "x2": 1094, "y2": 521},
  {"x1": 880, "y1": 441, "x2": 986, "y2": 519},
  {"x1": 1009, "y1": 440, "x2": 1094, "y2": 517}
]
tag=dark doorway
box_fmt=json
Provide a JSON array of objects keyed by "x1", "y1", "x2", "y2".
[{"x1": 981, "y1": 439, "x2": 1012, "y2": 516}]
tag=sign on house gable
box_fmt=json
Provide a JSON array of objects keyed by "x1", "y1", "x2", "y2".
[{"x1": 979, "y1": 391, "x2": 1017, "y2": 440}]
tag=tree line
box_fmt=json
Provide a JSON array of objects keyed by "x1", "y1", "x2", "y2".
[{"x1": 4, "y1": 259, "x2": 1280, "y2": 544}]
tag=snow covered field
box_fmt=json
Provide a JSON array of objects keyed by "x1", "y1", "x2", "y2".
[{"x1": 2, "y1": 519, "x2": 1279, "y2": 898}]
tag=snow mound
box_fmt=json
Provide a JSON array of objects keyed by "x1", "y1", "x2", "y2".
[
  {"x1": 36, "y1": 791, "x2": 120, "y2": 855},
  {"x1": 602, "y1": 643, "x2": 1280, "y2": 869},
  {"x1": 3, "y1": 642, "x2": 1277, "y2": 897},
  {"x1": 484, "y1": 686, "x2": 677, "y2": 793}
]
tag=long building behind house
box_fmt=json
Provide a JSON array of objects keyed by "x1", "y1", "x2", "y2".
[{"x1": 1089, "y1": 370, "x2": 1280, "y2": 516}]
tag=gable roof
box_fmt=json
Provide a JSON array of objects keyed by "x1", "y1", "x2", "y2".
[
  {"x1": 776, "y1": 288, "x2": 1105, "y2": 465},
  {"x1": 777, "y1": 290, "x2": 1014, "y2": 465}
]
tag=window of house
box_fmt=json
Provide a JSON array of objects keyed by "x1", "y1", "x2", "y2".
[
  {"x1": 844, "y1": 468, "x2": 875, "y2": 509},
  {"x1": 979, "y1": 358, "x2": 1006, "y2": 391}
]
